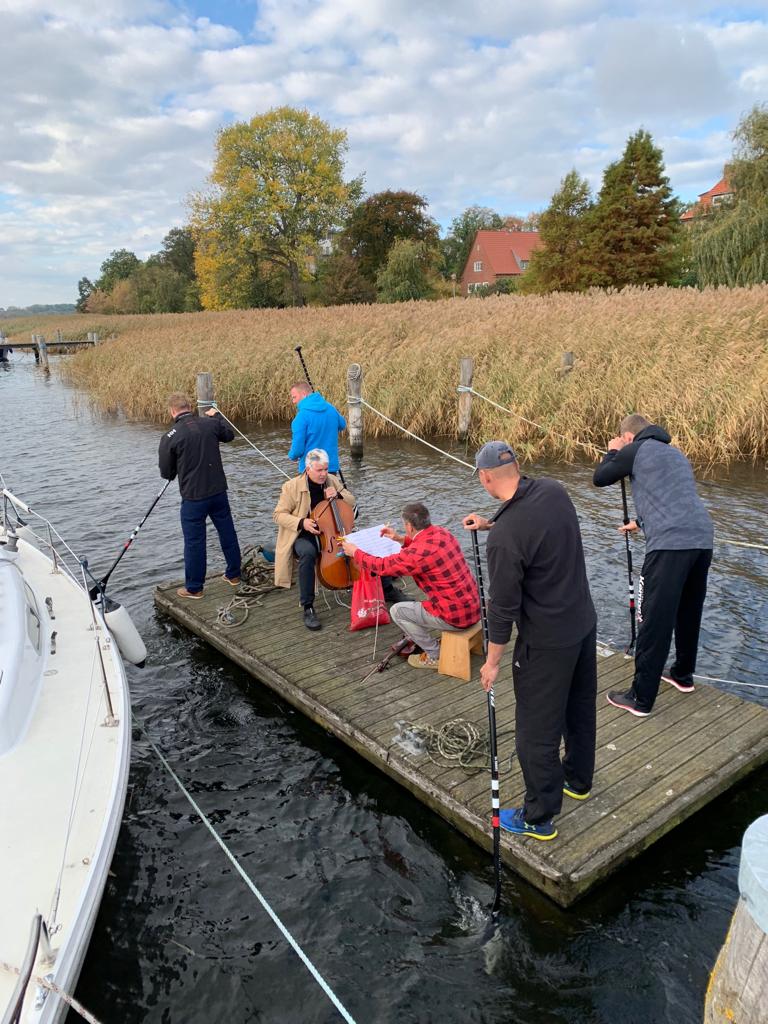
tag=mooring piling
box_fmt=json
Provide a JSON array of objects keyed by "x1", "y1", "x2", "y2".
[
  {"x1": 457, "y1": 357, "x2": 474, "y2": 442},
  {"x1": 36, "y1": 335, "x2": 49, "y2": 370},
  {"x1": 196, "y1": 371, "x2": 214, "y2": 413},
  {"x1": 347, "y1": 363, "x2": 364, "y2": 459},
  {"x1": 705, "y1": 814, "x2": 768, "y2": 1023}
]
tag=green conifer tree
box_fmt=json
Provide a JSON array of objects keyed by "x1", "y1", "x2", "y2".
[{"x1": 586, "y1": 129, "x2": 680, "y2": 288}]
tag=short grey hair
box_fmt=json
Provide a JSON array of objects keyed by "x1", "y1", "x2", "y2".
[
  {"x1": 402, "y1": 503, "x2": 431, "y2": 531},
  {"x1": 306, "y1": 448, "x2": 330, "y2": 468}
]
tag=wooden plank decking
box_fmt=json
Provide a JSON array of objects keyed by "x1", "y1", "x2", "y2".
[{"x1": 155, "y1": 576, "x2": 768, "y2": 907}]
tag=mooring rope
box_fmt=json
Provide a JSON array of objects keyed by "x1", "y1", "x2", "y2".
[
  {"x1": 0, "y1": 960, "x2": 104, "y2": 1024},
  {"x1": 215, "y1": 553, "x2": 275, "y2": 628},
  {"x1": 209, "y1": 404, "x2": 292, "y2": 480},
  {"x1": 458, "y1": 385, "x2": 606, "y2": 457},
  {"x1": 135, "y1": 719, "x2": 359, "y2": 1024},
  {"x1": 348, "y1": 396, "x2": 474, "y2": 470}
]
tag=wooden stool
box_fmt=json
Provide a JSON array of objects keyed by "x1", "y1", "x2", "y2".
[{"x1": 438, "y1": 622, "x2": 483, "y2": 681}]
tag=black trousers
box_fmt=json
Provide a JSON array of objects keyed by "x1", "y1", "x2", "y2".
[
  {"x1": 632, "y1": 548, "x2": 712, "y2": 711},
  {"x1": 513, "y1": 626, "x2": 597, "y2": 824}
]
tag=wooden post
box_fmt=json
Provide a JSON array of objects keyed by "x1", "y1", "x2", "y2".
[
  {"x1": 93, "y1": 331, "x2": 100, "y2": 346},
  {"x1": 31, "y1": 333, "x2": 39, "y2": 363},
  {"x1": 56, "y1": 328, "x2": 62, "y2": 344},
  {"x1": 347, "y1": 363, "x2": 363, "y2": 460},
  {"x1": 36, "y1": 335, "x2": 49, "y2": 369},
  {"x1": 705, "y1": 815, "x2": 768, "y2": 1023},
  {"x1": 559, "y1": 351, "x2": 574, "y2": 376},
  {"x1": 457, "y1": 357, "x2": 474, "y2": 442},
  {"x1": 196, "y1": 372, "x2": 214, "y2": 414}
]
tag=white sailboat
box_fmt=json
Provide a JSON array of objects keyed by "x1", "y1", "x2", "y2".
[{"x1": 0, "y1": 490, "x2": 137, "y2": 1023}]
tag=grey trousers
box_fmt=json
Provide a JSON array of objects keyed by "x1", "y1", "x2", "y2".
[{"x1": 389, "y1": 601, "x2": 463, "y2": 658}]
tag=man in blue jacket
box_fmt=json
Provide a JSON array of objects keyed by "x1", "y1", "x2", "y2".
[
  {"x1": 593, "y1": 414, "x2": 714, "y2": 717},
  {"x1": 288, "y1": 382, "x2": 346, "y2": 476}
]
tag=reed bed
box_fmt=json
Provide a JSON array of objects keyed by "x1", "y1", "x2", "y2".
[{"x1": 14, "y1": 285, "x2": 768, "y2": 464}]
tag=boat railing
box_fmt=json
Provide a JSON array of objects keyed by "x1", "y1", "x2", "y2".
[
  {"x1": 1, "y1": 913, "x2": 53, "y2": 1024},
  {"x1": 1, "y1": 488, "x2": 119, "y2": 725}
]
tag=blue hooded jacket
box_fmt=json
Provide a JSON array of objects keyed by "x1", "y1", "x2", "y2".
[{"x1": 288, "y1": 392, "x2": 346, "y2": 472}]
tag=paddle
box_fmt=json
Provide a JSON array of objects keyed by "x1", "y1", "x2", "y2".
[
  {"x1": 89, "y1": 480, "x2": 171, "y2": 599},
  {"x1": 294, "y1": 345, "x2": 315, "y2": 391},
  {"x1": 620, "y1": 477, "x2": 637, "y2": 654},
  {"x1": 470, "y1": 529, "x2": 502, "y2": 921}
]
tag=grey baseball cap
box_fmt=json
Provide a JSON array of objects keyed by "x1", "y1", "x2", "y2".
[{"x1": 473, "y1": 440, "x2": 518, "y2": 473}]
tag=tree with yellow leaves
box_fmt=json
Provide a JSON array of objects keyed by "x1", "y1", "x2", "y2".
[{"x1": 190, "y1": 107, "x2": 363, "y2": 308}]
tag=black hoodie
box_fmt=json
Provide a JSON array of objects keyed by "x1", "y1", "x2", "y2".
[
  {"x1": 158, "y1": 411, "x2": 235, "y2": 501},
  {"x1": 486, "y1": 477, "x2": 596, "y2": 648}
]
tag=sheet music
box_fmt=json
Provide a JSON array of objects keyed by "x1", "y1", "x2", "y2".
[{"x1": 345, "y1": 525, "x2": 401, "y2": 558}]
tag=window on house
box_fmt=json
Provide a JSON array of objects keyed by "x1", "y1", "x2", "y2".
[
  {"x1": 519, "y1": 260, "x2": 529, "y2": 270},
  {"x1": 474, "y1": 260, "x2": 482, "y2": 272}
]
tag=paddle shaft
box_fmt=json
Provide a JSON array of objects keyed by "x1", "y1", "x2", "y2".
[
  {"x1": 470, "y1": 529, "x2": 502, "y2": 919},
  {"x1": 90, "y1": 479, "x2": 171, "y2": 597},
  {"x1": 620, "y1": 477, "x2": 637, "y2": 653},
  {"x1": 294, "y1": 346, "x2": 315, "y2": 391}
]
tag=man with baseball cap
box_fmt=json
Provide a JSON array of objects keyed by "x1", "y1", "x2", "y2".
[{"x1": 464, "y1": 441, "x2": 597, "y2": 841}]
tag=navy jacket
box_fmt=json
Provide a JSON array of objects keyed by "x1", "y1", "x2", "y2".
[
  {"x1": 158, "y1": 411, "x2": 234, "y2": 501},
  {"x1": 593, "y1": 425, "x2": 713, "y2": 552}
]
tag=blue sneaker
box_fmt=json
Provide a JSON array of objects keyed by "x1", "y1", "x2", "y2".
[{"x1": 499, "y1": 807, "x2": 557, "y2": 841}]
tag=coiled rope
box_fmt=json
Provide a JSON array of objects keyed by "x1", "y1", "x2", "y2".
[
  {"x1": 395, "y1": 719, "x2": 514, "y2": 773},
  {"x1": 0, "y1": 960, "x2": 103, "y2": 1024},
  {"x1": 215, "y1": 549, "x2": 275, "y2": 628}
]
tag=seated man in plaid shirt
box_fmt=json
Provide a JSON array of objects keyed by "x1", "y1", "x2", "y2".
[{"x1": 340, "y1": 502, "x2": 480, "y2": 669}]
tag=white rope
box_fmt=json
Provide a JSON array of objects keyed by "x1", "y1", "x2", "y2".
[
  {"x1": 211, "y1": 405, "x2": 291, "y2": 480},
  {"x1": 719, "y1": 538, "x2": 768, "y2": 552},
  {"x1": 597, "y1": 638, "x2": 767, "y2": 690},
  {"x1": 137, "y1": 719, "x2": 359, "y2": 1024},
  {"x1": 350, "y1": 397, "x2": 474, "y2": 470},
  {"x1": 1, "y1": 960, "x2": 104, "y2": 1024},
  {"x1": 460, "y1": 385, "x2": 606, "y2": 457}
]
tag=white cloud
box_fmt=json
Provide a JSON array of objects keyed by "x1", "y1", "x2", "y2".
[{"x1": 0, "y1": 0, "x2": 766, "y2": 305}]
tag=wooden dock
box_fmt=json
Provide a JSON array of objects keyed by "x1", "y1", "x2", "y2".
[{"x1": 155, "y1": 576, "x2": 768, "y2": 907}]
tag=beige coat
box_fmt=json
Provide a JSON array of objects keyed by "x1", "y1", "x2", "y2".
[{"x1": 272, "y1": 473, "x2": 356, "y2": 589}]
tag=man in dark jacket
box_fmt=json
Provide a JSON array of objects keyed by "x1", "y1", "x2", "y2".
[
  {"x1": 158, "y1": 392, "x2": 241, "y2": 599},
  {"x1": 593, "y1": 414, "x2": 713, "y2": 716},
  {"x1": 464, "y1": 441, "x2": 597, "y2": 841}
]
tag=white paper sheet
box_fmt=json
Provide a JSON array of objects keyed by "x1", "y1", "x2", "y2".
[{"x1": 345, "y1": 525, "x2": 401, "y2": 558}]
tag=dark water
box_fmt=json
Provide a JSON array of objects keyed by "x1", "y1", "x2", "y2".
[{"x1": 2, "y1": 357, "x2": 767, "y2": 1024}]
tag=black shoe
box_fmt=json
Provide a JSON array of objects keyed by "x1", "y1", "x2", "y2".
[
  {"x1": 607, "y1": 690, "x2": 651, "y2": 717},
  {"x1": 661, "y1": 672, "x2": 695, "y2": 693},
  {"x1": 303, "y1": 606, "x2": 321, "y2": 631}
]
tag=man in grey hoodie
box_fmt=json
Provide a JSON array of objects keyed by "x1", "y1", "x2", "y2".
[{"x1": 593, "y1": 414, "x2": 714, "y2": 716}]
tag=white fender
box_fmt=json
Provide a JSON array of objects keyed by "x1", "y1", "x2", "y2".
[{"x1": 104, "y1": 602, "x2": 147, "y2": 667}]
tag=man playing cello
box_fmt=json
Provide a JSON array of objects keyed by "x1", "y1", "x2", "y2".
[{"x1": 273, "y1": 448, "x2": 355, "y2": 631}]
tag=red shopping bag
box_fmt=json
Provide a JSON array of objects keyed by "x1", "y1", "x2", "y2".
[{"x1": 350, "y1": 570, "x2": 391, "y2": 631}]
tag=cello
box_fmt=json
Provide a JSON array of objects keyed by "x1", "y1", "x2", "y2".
[{"x1": 311, "y1": 491, "x2": 360, "y2": 591}]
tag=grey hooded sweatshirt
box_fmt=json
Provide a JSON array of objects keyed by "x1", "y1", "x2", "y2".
[{"x1": 593, "y1": 425, "x2": 714, "y2": 553}]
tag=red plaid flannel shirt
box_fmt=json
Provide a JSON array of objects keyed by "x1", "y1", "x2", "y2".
[{"x1": 353, "y1": 524, "x2": 480, "y2": 628}]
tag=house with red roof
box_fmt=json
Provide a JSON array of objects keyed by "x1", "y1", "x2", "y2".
[
  {"x1": 680, "y1": 169, "x2": 734, "y2": 224},
  {"x1": 460, "y1": 230, "x2": 542, "y2": 295}
]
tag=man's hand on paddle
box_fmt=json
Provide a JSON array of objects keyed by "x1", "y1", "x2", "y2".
[
  {"x1": 462, "y1": 514, "x2": 491, "y2": 531},
  {"x1": 618, "y1": 519, "x2": 639, "y2": 534},
  {"x1": 479, "y1": 660, "x2": 499, "y2": 693}
]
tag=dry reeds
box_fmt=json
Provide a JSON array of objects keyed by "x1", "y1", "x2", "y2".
[{"x1": 13, "y1": 284, "x2": 768, "y2": 464}]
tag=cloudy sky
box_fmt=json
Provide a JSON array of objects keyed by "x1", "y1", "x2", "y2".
[{"x1": 1, "y1": 0, "x2": 766, "y2": 306}]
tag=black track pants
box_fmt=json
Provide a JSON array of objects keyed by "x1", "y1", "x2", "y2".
[
  {"x1": 512, "y1": 625, "x2": 597, "y2": 824},
  {"x1": 632, "y1": 548, "x2": 712, "y2": 711}
]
